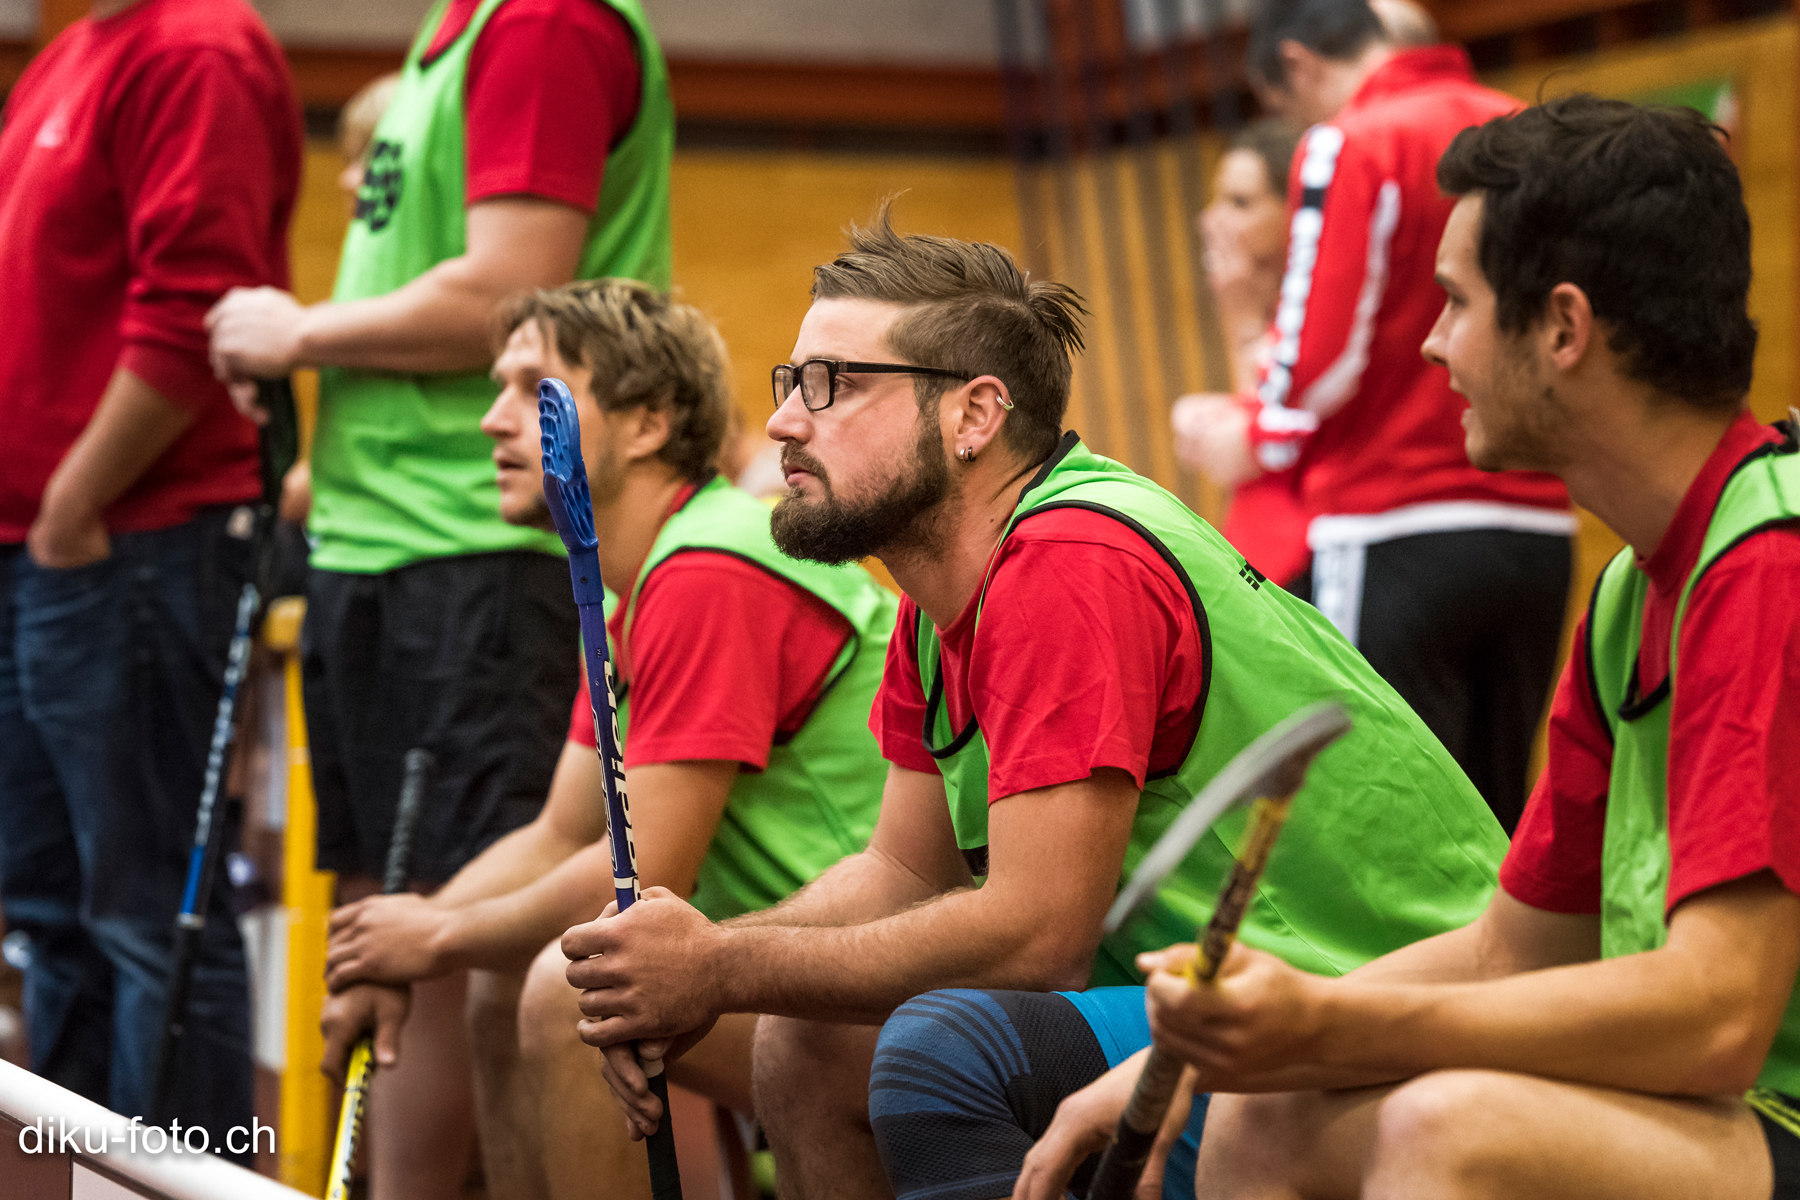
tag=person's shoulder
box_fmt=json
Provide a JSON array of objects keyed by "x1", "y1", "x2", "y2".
[
  {"x1": 135, "y1": 0, "x2": 283, "y2": 59},
  {"x1": 1001, "y1": 507, "x2": 1191, "y2": 595},
  {"x1": 487, "y1": 0, "x2": 632, "y2": 41},
  {"x1": 1694, "y1": 520, "x2": 1800, "y2": 601}
]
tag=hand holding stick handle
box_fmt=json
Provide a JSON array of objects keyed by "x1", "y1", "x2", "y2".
[
  {"x1": 539, "y1": 378, "x2": 683, "y2": 1200},
  {"x1": 325, "y1": 747, "x2": 435, "y2": 1200},
  {"x1": 1085, "y1": 703, "x2": 1351, "y2": 1200}
]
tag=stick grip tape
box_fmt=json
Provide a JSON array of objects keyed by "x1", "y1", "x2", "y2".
[{"x1": 645, "y1": 1069, "x2": 684, "y2": 1200}]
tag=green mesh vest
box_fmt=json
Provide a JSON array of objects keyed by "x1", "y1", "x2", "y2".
[
  {"x1": 616, "y1": 478, "x2": 895, "y2": 921},
  {"x1": 311, "y1": 0, "x2": 674, "y2": 573},
  {"x1": 1586, "y1": 421, "x2": 1800, "y2": 1102},
  {"x1": 918, "y1": 434, "x2": 1507, "y2": 987}
]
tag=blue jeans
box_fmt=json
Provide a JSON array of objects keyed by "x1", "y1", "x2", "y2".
[{"x1": 0, "y1": 509, "x2": 254, "y2": 1156}]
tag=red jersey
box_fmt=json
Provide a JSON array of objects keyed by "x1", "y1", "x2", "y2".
[
  {"x1": 1501, "y1": 412, "x2": 1800, "y2": 915},
  {"x1": 424, "y1": 0, "x2": 639, "y2": 213},
  {"x1": 566, "y1": 490, "x2": 854, "y2": 771},
  {"x1": 873, "y1": 509, "x2": 1206, "y2": 800},
  {"x1": 1248, "y1": 47, "x2": 1568, "y2": 526},
  {"x1": 0, "y1": 0, "x2": 300, "y2": 540}
]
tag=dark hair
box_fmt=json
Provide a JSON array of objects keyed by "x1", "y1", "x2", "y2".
[
  {"x1": 498, "y1": 279, "x2": 731, "y2": 483},
  {"x1": 1438, "y1": 94, "x2": 1756, "y2": 410},
  {"x1": 811, "y1": 202, "x2": 1088, "y2": 465},
  {"x1": 1247, "y1": 0, "x2": 1386, "y2": 91},
  {"x1": 1233, "y1": 118, "x2": 1304, "y2": 195}
]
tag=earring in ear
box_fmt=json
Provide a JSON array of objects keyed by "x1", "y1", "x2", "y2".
[{"x1": 959, "y1": 446, "x2": 976, "y2": 463}]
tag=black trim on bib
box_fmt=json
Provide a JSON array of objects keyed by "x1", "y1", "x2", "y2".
[
  {"x1": 1009, "y1": 499, "x2": 1214, "y2": 780},
  {"x1": 641, "y1": 541, "x2": 859, "y2": 746},
  {"x1": 1617, "y1": 666, "x2": 1670, "y2": 722},
  {"x1": 1594, "y1": 421, "x2": 1798, "y2": 727},
  {"x1": 1580, "y1": 563, "x2": 1616, "y2": 742},
  {"x1": 919, "y1": 432, "x2": 1081, "y2": 761}
]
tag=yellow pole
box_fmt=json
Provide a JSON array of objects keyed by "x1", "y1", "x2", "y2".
[{"x1": 264, "y1": 598, "x2": 335, "y2": 1196}]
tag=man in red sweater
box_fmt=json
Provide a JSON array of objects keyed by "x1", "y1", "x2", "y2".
[
  {"x1": 1178, "y1": 0, "x2": 1573, "y2": 832},
  {"x1": 0, "y1": 0, "x2": 299, "y2": 1156}
]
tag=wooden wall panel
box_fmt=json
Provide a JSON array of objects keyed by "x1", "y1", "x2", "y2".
[{"x1": 286, "y1": 139, "x2": 1023, "y2": 447}]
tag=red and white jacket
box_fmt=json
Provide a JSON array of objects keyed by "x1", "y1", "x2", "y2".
[{"x1": 1244, "y1": 47, "x2": 1572, "y2": 559}]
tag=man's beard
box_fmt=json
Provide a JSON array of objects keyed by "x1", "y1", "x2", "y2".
[
  {"x1": 771, "y1": 415, "x2": 950, "y2": 565},
  {"x1": 1469, "y1": 338, "x2": 1569, "y2": 475}
]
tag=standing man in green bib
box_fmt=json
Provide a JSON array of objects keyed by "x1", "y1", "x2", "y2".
[
  {"x1": 558, "y1": 209, "x2": 1508, "y2": 1200},
  {"x1": 1030, "y1": 97, "x2": 1800, "y2": 1200},
  {"x1": 205, "y1": 3, "x2": 671, "y2": 1195}
]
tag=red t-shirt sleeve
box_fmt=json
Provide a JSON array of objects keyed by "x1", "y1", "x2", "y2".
[
  {"x1": 871, "y1": 597, "x2": 943, "y2": 776},
  {"x1": 1499, "y1": 628, "x2": 1611, "y2": 914},
  {"x1": 463, "y1": 0, "x2": 640, "y2": 211},
  {"x1": 972, "y1": 527, "x2": 1198, "y2": 799},
  {"x1": 622, "y1": 552, "x2": 852, "y2": 771},
  {"x1": 1665, "y1": 529, "x2": 1800, "y2": 909},
  {"x1": 569, "y1": 683, "x2": 596, "y2": 748},
  {"x1": 114, "y1": 47, "x2": 295, "y2": 409}
]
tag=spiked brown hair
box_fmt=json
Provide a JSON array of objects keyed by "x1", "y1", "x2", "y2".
[
  {"x1": 498, "y1": 279, "x2": 731, "y2": 483},
  {"x1": 811, "y1": 204, "x2": 1088, "y2": 464}
]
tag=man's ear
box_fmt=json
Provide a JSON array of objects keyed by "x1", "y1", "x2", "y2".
[
  {"x1": 618, "y1": 401, "x2": 673, "y2": 464},
  {"x1": 1276, "y1": 40, "x2": 1314, "y2": 96},
  {"x1": 1542, "y1": 283, "x2": 1595, "y2": 372},
  {"x1": 948, "y1": 375, "x2": 1013, "y2": 461}
]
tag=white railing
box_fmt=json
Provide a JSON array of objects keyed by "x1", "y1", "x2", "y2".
[{"x1": 0, "y1": 1059, "x2": 309, "y2": 1200}]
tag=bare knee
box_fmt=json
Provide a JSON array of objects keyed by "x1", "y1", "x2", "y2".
[
  {"x1": 1367, "y1": 1071, "x2": 1513, "y2": 1199},
  {"x1": 752, "y1": 1016, "x2": 875, "y2": 1132},
  {"x1": 1195, "y1": 1092, "x2": 1315, "y2": 1200},
  {"x1": 518, "y1": 940, "x2": 581, "y2": 1067}
]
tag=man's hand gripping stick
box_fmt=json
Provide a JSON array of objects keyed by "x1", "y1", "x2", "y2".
[{"x1": 1085, "y1": 702, "x2": 1352, "y2": 1200}]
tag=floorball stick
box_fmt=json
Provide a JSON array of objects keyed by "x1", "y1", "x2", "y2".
[
  {"x1": 150, "y1": 378, "x2": 297, "y2": 1125},
  {"x1": 539, "y1": 377, "x2": 684, "y2": 1200},
  {"x1": 1085, "y1": 702, "x2": 1352, "y2": 1200},
  {"x1": 324, "y1": 747, "x2": 435, "y2": 1200}
]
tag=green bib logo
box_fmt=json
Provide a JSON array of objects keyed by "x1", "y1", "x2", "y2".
[{"x1": 355, "y1": 139, "x2": 404, "y2": 232}]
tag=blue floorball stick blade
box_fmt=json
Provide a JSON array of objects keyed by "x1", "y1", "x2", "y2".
[{"x1": 539, "y1": 378, "x2": 597, "y2": 553}]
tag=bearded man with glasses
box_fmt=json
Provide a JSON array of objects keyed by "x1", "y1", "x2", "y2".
[{"x1": 560, "y1": 210, "x2": 1506, "y2": 1200}]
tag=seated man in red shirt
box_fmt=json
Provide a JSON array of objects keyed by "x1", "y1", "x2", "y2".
[
  {"x1": 1026, "y1": 96, "x2": 1800, "y2": 1200},
  {"x1": 320, "y1": 280, "x2": 894, "y2": 1200}
]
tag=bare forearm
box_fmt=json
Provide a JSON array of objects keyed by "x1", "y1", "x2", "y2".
[
  {"x1": 431, "y1": 817, "x2": 586, "y2": 911},
  {"x1": 1312, "y1": 949, "x2": 1769, "y2": 1096},
  {"x1": 725, "y1": 848, "x2": 941, "y2": 932},
  {"x1": 293, "y1": 258, "x2": 521, "y2": 375},
  {"x1": 440, "y1": 840, "x2": 615, "y2": 973},
  {"x1": 43, "y1": 368, "x2": 197, "y2": 519},
  {"x1": 711, "y1": 884, "x2": 1096, "y2": 1024}
]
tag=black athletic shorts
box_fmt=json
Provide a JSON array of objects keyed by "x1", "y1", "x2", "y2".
[
  {"x1": 1290, "y1": 527, "x2": 1570, "y2": 833},
  {"x1": 1756, "y1": 1092, "x2": 1800, "y2": 1199},
  {"x1": 302, "y1": 550, "x2": 578, "y2": 885}
]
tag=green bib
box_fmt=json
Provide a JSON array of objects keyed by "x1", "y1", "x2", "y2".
[
  {"x1": 618, "y1": 478, "x2": 896, "y2": 921},
  {"x1": 1587, "y1": 421, "x2": 1800, "y2": 1097},
  {"x1": 919, "y1": 435, "x2": 1507, "y2": 986},
  {"x1": 311, "y1": 0, "x2": 675, "y2": 573}
]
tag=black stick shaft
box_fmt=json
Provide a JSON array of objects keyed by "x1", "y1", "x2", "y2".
[{"x1": 325, "y1": 748, "x2": 435, "y2": 1200}]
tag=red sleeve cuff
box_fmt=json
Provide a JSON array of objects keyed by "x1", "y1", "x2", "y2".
[
  {"x1": 1497, "y1": 855, "x2": 1601, "y2": 916},
  {"x1": 119, "y1": 340, "x2": 228, "y2": 413},
  {"x1": 876, "y1": 730, "x2": 942, "y2": 776}
]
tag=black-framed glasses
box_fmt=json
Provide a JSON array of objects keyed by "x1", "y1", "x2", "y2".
[{"x1": 771, "y1": 359, "x2": 973, "y2": 412}]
